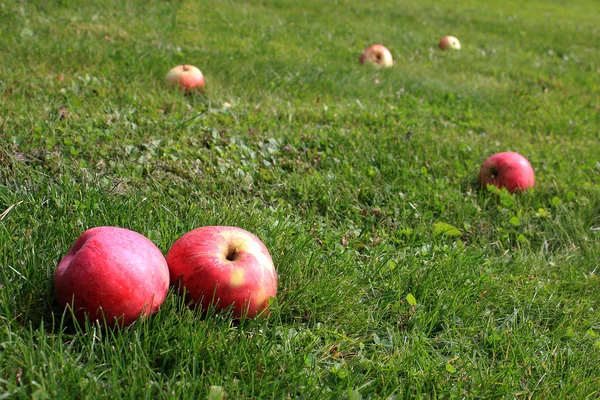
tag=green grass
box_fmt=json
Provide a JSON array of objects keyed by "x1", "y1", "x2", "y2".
[{"x1": 1, "y1": 0, "x2": 599, "y2": 397}]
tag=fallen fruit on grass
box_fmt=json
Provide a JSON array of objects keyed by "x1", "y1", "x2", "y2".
[
  {"x1": 54, "y1": 226, "x2": 170, "y2": 327},
  {"x1": 479, "y1": 152, "x2": 535, "y2": 193},
  {"x1": 165, "y1": 64, "x2": 205, "y2": 92},
  {"x1": 439, "y1": 36, "x2": 461, "y2": 50},
  {"x1": 166, "y1": 226, "x2": 277, "y2": 318},
  {"x1": 360, "y1": 44, "x2": 394, "y2": 68}
]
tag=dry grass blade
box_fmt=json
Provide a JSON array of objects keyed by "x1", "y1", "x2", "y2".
[{"x1": 0, "y1": 201, "x2": 23, "y2": 221}]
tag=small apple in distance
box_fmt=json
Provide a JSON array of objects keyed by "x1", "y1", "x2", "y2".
[
  {"x1": 360, "y1": 44, "x2": 394, "y2": 68},
  {"x1": 54, "y1": 227, "x2": 170, "y2": 327},
  {"x1": 439, "y1": 36, "x2": 461, "y2": 50},
  {"x1": 166, "y1": 226, "x2": 277, "y2": 318},
  {"x1": 165, "y1": 64, "x2": 205, "y2": 92},
  {"x1": 479, "y1": 152, "x2": 535, "y2": 193}
]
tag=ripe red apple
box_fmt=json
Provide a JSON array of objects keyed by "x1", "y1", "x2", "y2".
[
  {"x1": 360, "y1": 44, "x2": 394, "y2": 68},
  {"x1": 479, "y1": 152, "x2": 535, "y2": 193},
  {"x1": 166, "y1": 226, "x2": 277, "y2": 318},
  {"x1": 54, "y1": 227, "x2": 170, "y2": 327},
  {"x1": 165, "y1": 64, "x2": 205, "y2": 92},
  {"x1": 439, "y1": 36, "x2": 461, "y2": 50}
]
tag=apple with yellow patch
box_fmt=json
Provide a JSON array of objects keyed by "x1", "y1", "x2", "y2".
[
  {"x1": 165, "y1": 64, "x2": 205, "y2": 92},
  {"x1": 166, "y1": 226, "x2": 277, "y2": 318},
  {"x1": 439, "y1": 36, "x2": 461, "y2": 50},
  {"x1": 360, "y1": 44, "x2": 394, "y2": 68}
]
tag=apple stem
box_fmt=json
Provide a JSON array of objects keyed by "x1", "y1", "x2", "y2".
[{"x1": 226, "y1": 247, "x2": 239, "y2": 262}]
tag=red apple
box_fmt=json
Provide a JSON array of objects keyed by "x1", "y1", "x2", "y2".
[
  {"x1": 360, "y1": 44, "x2": 394, "y2": 68},
  {"x1": 479, "y1": 152, "x2": 535, "y2": 193},
  {"x1": 54, "y1": 227, "x2": 170, "y2": 327},
  {"x1": 166, "y1": 226, "x2": 277, "y2": 318},
  {"x1": 165, "y1": 64, "x2": 205, "y2": 92},
  {"x1": 439, "y1": 36, "x2": 461, "y2": 50}
]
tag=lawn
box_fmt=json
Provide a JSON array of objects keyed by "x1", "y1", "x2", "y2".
[{"x1": 1, "y1": 0, "x2": 599, "y2": 398}]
